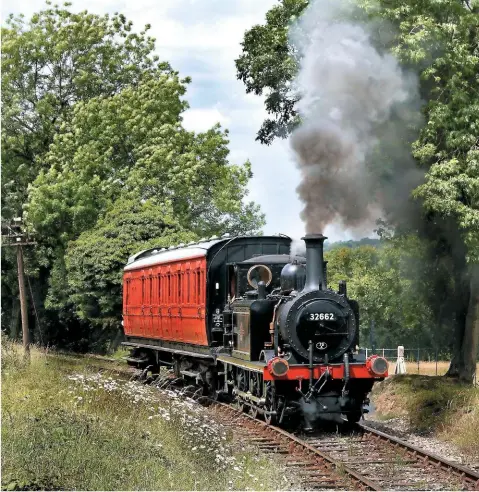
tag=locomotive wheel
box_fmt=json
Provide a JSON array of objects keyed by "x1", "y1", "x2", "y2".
[
  {"x1": 234, "y1": 369, "x2": 248, "y2": 412},
  {"x1": 263, "y1": 382, "x2": 277, "y2": 425}
]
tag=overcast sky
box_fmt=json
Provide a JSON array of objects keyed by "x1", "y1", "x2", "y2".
[{"x1": 2, "y1": 0, "x2": 354, "y2": 242}]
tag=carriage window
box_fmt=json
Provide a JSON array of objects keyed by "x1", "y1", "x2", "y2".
[
  {"x1": 173, "y1": 273, "x2": 177, "y2": 303},
  {"x1": 178, "y1": 271, "x2": 182, "y2": 303},
  {"x1": 190, "y1": 270, "x2": 193, "y2": 304},
  {"x1": 197, "y1": 270, "x2": 201, "y2": 303}
]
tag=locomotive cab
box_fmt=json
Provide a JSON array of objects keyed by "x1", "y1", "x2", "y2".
[{"x1": 225, "y1": 255, "x2": 298, "y2": 360}]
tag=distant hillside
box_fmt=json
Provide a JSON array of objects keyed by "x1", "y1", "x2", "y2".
[{"x1": 324, "y1": 238, "x2": 381, "y2": 251}]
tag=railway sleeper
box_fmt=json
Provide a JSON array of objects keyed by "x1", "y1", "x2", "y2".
[
  {"x1": 285, "y1": 461, "x2": 318, "y2": 467},
  {"x1": 303, "y1": 472, "x2": 337, "y2": 478},
  {"x1": 300, "y1": 478, "x2": 349, "y2": 487}
]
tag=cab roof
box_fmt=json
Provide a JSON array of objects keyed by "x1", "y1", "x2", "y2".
[{"x1": 124, "y1": 234, "x2": 291, "y2": 271}]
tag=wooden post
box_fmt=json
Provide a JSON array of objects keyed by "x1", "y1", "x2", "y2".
[
  {"x1": 17, "y1": 246, "x2": 30, "y2": 358},
  {"x1": 1, "y1": 218, "x2": 35, "y2": 360}
]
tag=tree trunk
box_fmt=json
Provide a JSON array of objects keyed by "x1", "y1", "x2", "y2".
[
  {"x1": 446, "y1": 322, "x2": 463, "y2": 377},
  {"x1": 459, "y1": 264, "x2": 479, "y2": 383},
  {"x1": 445, "y1": 259, "x2": 469, "y2": 378},
  {"x1": 446, "y1": 264, "x2": 479, "y2": 383}
]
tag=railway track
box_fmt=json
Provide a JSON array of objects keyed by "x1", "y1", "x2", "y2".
[
  {"x1": 209, "y1": 403, "x2": 377, "y2": 490},
  {"x1": 56, "y1": 355, "x2": 479, "y2": 490},
  {"x1": 209, "y1": 402, "x2": 479, "y2": 490},
  {"x1": 357, "y1": 422, "x2": 479, "y2": 489},
  {"x1": 298, "y1": 422, "x2": 479, "y2": 490}
]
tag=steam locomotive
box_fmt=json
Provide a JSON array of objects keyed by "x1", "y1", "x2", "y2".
[{"x1": 122, "y1": 233, "x2": 388, "y2": 428}]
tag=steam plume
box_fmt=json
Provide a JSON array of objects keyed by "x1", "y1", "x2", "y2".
[{"x1": 290, "y1": 0, "x2": 422, "y2": 235}]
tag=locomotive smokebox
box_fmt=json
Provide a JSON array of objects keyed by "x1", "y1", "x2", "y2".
[{"x1": 302, "y1": 233, "x2": 327, "y2": 292}]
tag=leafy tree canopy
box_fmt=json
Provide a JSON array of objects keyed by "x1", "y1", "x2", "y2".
[
  {"x1": 1, "y1": 2, "x2": 170, "y2": 217},
  {"x1": 326, "y1": 236, "x2": 451, "y2": 348},
  {"x1": 26, "y1": 75, "x2": 263, "y2": 253},
  {"x1": 235, "y1": 0, "x2": 308, "y2": 145},
  {"x1": 2, "y1": 3, "x2": 264, "y2": 350},
  {"x1": 325, "y1": 237, "x2": 381, "y2": 251}
]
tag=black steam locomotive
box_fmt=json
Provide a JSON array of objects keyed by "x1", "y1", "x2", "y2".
[{"x1": 123, "y1": 233, "x2": 388, "y2": 428}]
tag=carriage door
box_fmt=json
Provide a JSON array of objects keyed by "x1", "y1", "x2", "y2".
[
  {"x1": 162, "y1": 269, "x2": 172, "y2": 340},
  {"x1": 143, "y1": 270, "x2": 152, "y2": 337},
  {"x1": 151, "y1": 269, "x2": 160, "y2": 338},
  {"x1": 172, "y1": 265, "x2": 184, "y2": 341}
]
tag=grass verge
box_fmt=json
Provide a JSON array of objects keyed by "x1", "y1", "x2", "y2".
[
  {"x1": 388, "y1": 360, "x2": 479, "y2": 377},
  {"x1": 1, "y1": 341, "x2": 290, "y2": 491},
  {"x1": 371, "y1": 374, "x2": 479, "y2": 460}
]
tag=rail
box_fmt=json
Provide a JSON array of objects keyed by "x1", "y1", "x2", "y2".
[{"x1": 358, "y1": 422, "x2": 479, "y2": 488}]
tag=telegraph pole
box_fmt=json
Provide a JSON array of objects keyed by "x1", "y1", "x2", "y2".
[
  {"x1": 1, "y1": 218, "x2": 36, "y2": 359},
  {"x1": 16, "y1": 245, "x2": 30, "y2": 356}
]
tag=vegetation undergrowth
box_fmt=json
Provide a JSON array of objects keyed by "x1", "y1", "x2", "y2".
[
  {"x1": 1, "y1": 340, "x2": 290, "y2": 491},
  {"x1": 371, "y1": 375, "x2": 479, "y2": 460}
]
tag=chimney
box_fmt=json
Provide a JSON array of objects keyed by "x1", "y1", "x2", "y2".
[{"x1": 301, "y1": 234, "x2": 327, "y2": 292}]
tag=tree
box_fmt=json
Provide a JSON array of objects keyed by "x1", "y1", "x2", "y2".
[
  {"x1": 235, "y1": 0, "x2": 308, "y2": 145},
  {"x1": 2, "y1": 4, "x2": 264, "y2": 351},
  {"x1": 403, "y1": 1, "x2": 479, "y2": 381},
  {"x1": 2, "y1": 2, "x2": 169, "y2": 218},
  {"x1": 325, "y1": 237, "x2": 443, "y2": 348},
  {"x1": 236, "y1": 0, "x2": 479, "y2": 381},
  {"x1": 26, "y1": 76, "x2": 263, "y2": 249},
  {"x1": 1, "y1": 2, "x2": 169, "y2": 348}
]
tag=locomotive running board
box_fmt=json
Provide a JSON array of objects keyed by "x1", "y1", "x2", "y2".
[
  {"x1": 122, "y1": 341, "x2": 214, "y2": 359},
  {"x1": 216, "y1": 354, "x2": 265, "y2": 373}
]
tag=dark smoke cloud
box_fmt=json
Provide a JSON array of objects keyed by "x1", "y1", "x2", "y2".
[{"x1": 289, "y1": 0, "x2": 423, "y2": 235}]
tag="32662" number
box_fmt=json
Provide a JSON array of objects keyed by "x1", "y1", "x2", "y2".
[{"x1": 309, "y1": 313, "x2": 335, "y2": 321}]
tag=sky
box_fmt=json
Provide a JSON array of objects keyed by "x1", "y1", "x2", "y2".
[{"x1": 2, "y1": 0, "x2": 354, "y2": 242}]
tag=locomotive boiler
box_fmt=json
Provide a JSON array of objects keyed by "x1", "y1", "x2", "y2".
[{"x1": 122, "y1": 233, "x2": 388, "y2": 428}]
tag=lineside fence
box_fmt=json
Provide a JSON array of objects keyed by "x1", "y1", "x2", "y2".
[{"x1": 358, "y1": 347, "x2": 478, "y2": 386}]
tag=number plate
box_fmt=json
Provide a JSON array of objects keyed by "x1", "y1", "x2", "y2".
[{"x1": 309, "y1": 313, "x2": 335, "y2": 321}]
